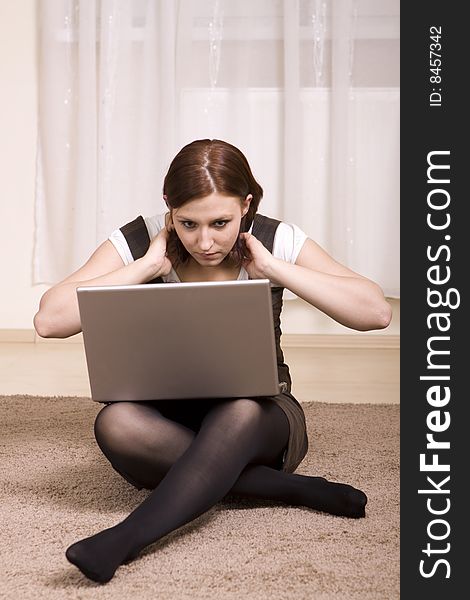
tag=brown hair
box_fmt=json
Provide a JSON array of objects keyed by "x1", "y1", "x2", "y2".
[{"x1": 163, "y1": 139, "x2": 263, "y2": 267}]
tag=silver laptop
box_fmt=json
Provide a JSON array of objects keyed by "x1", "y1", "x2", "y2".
[{"x1": 77, "y1": 279, "x2": 281, "y2": 402}]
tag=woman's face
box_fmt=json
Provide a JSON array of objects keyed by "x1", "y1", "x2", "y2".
[{"x1": 172, "y1": 192, "x2": 250, "y2": 267}]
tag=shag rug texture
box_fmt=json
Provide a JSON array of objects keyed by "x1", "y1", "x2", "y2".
[{"x1": 0, "y1": 396, "x2": 399, "y2": 599}]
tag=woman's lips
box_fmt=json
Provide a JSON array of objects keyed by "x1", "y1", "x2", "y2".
[{"x1": 197, "y1": 252, "x2": 220, "y2": 260}]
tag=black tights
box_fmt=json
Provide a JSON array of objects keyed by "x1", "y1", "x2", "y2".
[{"x1": 65, "y1": 399, "x2": 367, "y2": 583}]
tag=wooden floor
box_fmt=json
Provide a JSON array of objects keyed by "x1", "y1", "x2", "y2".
[{"x1": 0, "y1": 340, "x2": 399, "y2": 404}]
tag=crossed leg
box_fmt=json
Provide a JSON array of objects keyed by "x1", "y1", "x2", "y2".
[{"x1": 65, "y1": 400, "x2": 367, "y2": 583}]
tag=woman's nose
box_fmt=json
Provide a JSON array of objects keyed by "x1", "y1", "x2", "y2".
[{"x1": 198, "y1": 229, "x2": 214, "y2": 251}]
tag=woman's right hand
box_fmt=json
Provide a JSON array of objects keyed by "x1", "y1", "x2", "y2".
[{"x1": 144, "y1": 225, "x2": 173, "y2": 278}]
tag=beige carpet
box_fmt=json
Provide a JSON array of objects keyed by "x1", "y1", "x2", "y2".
[{"x1": 0, "y1": 396, "x2": 399, "y2": 600}]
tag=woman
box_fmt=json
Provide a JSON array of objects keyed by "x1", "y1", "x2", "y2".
[{"x1": 34, "y1": 139, "x2": 392, "y2": 583}]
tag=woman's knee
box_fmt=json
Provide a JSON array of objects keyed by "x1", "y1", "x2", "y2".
[
  {"x1": 94, "y1": 402, "x2": 147, "y2": 453},
  {"x1": 229, "y1": 397, "x2": 284, "y2": 420},
  {"x1": 94, "y1": 401, "x2": 195, "y2": 461},
  {"x1": 211, "y1": 398, "x2": 262, "y2": 421},
  {"x1": 204, "y1": 397, "x2": 282, "y2": 434}
]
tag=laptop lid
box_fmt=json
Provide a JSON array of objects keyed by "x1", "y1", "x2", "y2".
[{"x1": 77, "y1": 279, "x2": 280, "y2": 402}]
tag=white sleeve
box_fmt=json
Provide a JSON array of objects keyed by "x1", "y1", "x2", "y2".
[
  {"x1": 108, "y1": 229, "x2": 134, "y2": 265},
  {"x1": 272, "y1": 221, "x2": 308, "y2": 264}
]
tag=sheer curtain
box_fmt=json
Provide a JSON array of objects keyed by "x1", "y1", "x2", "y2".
[{"x1": 34, "y1": 0, "x2": 399, "y2": 297}]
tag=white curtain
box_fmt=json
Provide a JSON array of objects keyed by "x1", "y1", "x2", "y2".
[{"x1": 34, "y1": 0, "x2": 400, "y2": 297}]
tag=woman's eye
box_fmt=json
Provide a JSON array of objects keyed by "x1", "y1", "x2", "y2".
[{"x1": 180, "y1": 220, "x2": 228, "y2": 229}]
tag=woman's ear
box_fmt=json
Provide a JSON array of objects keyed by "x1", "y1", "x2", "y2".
[
  {"x1": 165, "y1": 211, "x2": 174, "y2": 232},
  {"x1": 242, "y1": 194, "x2": 253, "y2": 217}
]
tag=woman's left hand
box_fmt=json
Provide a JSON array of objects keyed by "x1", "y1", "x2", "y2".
[{"x1": 239, "y1": 232, "x2": 276, "y2": 280}]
